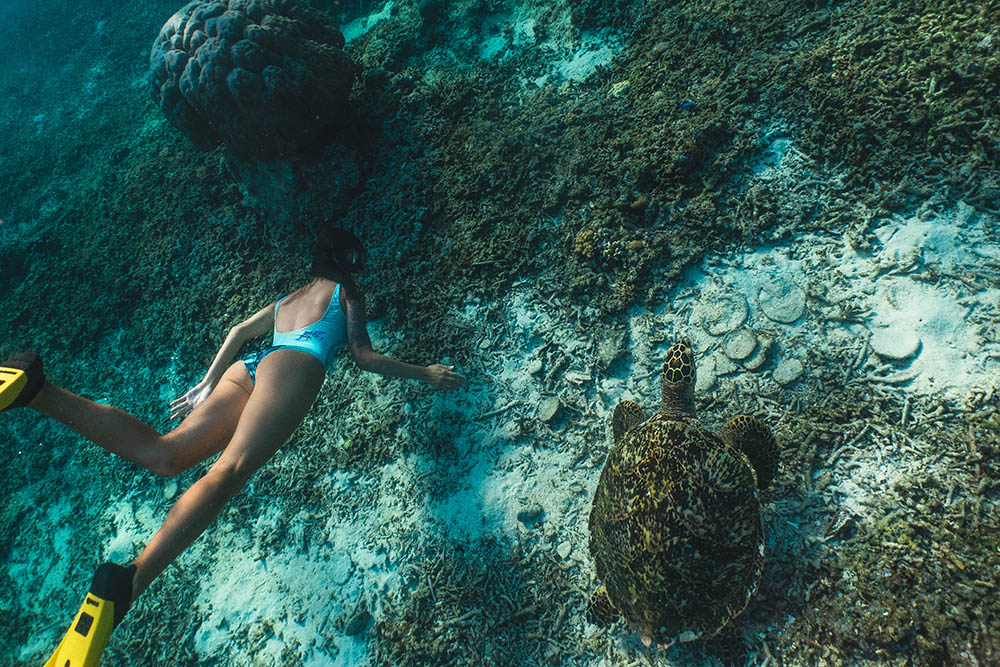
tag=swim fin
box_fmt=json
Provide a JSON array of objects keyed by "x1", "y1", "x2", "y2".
[
  {"x1": 43, "y1": 563, "x2": 135, "y2": 667},
  {"x1": 0, "y1": 352, "x2": 44, "y2": 412}
]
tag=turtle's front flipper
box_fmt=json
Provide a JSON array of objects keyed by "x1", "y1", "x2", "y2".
[
  {"x1": 586, "y1": 585, "x2": 620, "y2": 627},
  {"x1": 719, "y1": 415, "x2": 777, "y2": 490},
  {"x1": 612, "y1": 401, "x2": 645, "y2": 444}
]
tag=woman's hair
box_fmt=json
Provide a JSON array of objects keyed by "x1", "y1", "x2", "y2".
[{"x1": 310, "y1": 227, "x2": 367, "y2": 280}]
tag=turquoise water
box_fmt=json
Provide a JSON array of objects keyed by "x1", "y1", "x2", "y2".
[{"x1": 2, "y1": 0, "x2": 999, "y2": 665}]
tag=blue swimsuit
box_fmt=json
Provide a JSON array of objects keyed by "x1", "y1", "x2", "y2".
[{"x1": 242, "y1": 284, "x2": 347, "y2": 383}]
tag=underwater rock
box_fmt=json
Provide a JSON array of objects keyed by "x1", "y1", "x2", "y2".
[
  {"x1": 870, "y1": 327, "x2": 921, "y2": 361},
  {"x1": 538, "y1": 396, "x2": 561, "y2": 422},
  {"x1": 773, "y1": 358, "x2": 804, "y2": 385},
  {"x1": 556, "y1": 541, "x2": 573, "y2": 559},
  {"x1": 693, "y1": 292, "x2": 748, "y2": 336},
  {"x1": 758, "y1": 278, "x2": 806, "y2": 324},
  {"x1": 743, "y1": 333, "x2": 773, "y2": 371},
  {"x1": 147, "y1": 0, "x2": 356, "y2": 160},
  {"x1": 713, "y1": 352, "x2": 738, "y2": 376},
  {"x1": 694, "y1": 353, "x2": 717, "y2": 394},
  {"x1": 723, "y1": 329, "x2": 757, "y2": 361}
]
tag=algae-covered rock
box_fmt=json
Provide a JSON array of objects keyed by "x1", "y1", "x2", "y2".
[
  {"x1": 723, "y1": 329, "x2": 757, "y2": 361},
  {"x1": 772, "y1": 358, "x2": 804, "y2": 385},
  {"x1": 758, "y1": 278, "x2": 806, "y2": 324}
]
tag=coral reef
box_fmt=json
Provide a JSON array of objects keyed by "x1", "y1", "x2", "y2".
[
  {"x1": 371, "y1": 536, "x2": 584, "y2": 666},
  {"x1": 758, "y1": 381, "x2": 1000, "y2": 666},
  {"x1": 1, "y1": 0, "x2": 999, "y2": 664},
  {"x1": 148, "y1": 0, "x2": 356, "y2": 160}
]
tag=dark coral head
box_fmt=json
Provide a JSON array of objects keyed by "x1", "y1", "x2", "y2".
[{"x1": 660, "y1": 339, "x2": 696, "y2": 415}]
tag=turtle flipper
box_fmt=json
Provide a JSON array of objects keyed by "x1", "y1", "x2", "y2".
[
  {"x1": 612, "y1": 400, "x2": 645, "y2": 444},
  {"x1": 586, "y1": 585, "x2": 620, "y2": 627},
  {"x1": 719, "y1": 415, "x2": 777, "y2": 490}
]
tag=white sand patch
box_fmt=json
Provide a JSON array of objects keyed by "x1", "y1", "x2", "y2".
[
  {"x1": 532, "y1": 31, "x2": 624, "y2": 86},
  {"x1": 102, "y1": 498, "x2": 162, "y2": 563},
  {"x1": 189, "y1": 490, "x2": 402, "y2": 666},
  {"x1": 837, "y1": 203, "x2": 999, "y2": 394},
  {"x1": 665, "y1": 197, "x2": 1000, "y2": 399},
  {"x1": 341, "y1": 1, "x2": 396, "y2": 43},
  {"x1": 555, "y1": 32, "x2": 623, "y2": 81},
  {"x1": 472, "y1": 5, "x2": 624, "y2": 82}
]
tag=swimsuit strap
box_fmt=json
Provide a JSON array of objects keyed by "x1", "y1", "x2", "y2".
[{"x1": 274, "y1": 295, "x2": 289, "y2": 318}]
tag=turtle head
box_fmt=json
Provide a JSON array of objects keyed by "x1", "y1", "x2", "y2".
[{"x1": 660, "y1": 340, "x2": 696, "y2": 417}]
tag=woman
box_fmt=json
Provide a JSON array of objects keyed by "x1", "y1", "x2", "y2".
[{"x1": 1, "y1": 228, "x2": 464, "y2": 657}]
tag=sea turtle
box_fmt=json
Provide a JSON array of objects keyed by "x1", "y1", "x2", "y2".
[{"x1": 587, "y1": 340, "x2": 777, "y2": 648}]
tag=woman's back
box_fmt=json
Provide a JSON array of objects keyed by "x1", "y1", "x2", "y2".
[
  {"x1": 270, "y1": 279, "x2": 348, "y2": 369},
  {"x1": 274, "y1": 280, "x2": 342, "y2": 333}
]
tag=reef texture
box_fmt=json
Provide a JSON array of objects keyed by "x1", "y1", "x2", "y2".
[{"x1": 148, "y1": 0, "x2": 355, "y2": 160}]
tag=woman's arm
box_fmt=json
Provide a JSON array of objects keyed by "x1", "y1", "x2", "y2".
[
  {"x1": 169, "y1": 303, "x2": 275, "y2": 419},
  {"x1": 200, "y1": 303, "x2": 274, "y2": 386},
  {"x1": 343, "y1": 290, "x2": 464, "y2": 390}
]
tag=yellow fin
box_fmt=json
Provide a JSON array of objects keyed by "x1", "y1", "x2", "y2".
[
  {"x1": 43, "y1": 593, "x2": 115, "y2": 667},
  {"x1": 0, "y1": 367, "x2": 27, "y2": 411}
]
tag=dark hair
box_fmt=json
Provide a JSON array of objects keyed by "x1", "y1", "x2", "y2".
[{"x1": 311, "y1": 227, "x2": 367, "y2": 280}]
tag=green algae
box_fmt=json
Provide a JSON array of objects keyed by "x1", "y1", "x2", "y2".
[
  {"x1": 747, "y1": 376, "x2": 1000, "y2": 666},
  {"x1": 371, "y1": 536, "x2": 586, "y2": 666},
  {"x1": 343, "y1": 0, "x2": 1000, "y2": 324}
]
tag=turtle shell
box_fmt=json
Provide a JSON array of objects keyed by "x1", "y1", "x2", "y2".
[{"x1": 588, "y1": 414, "x2": 763, "y2": 644}]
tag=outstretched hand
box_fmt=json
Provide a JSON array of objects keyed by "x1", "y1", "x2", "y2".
[
  {"x1": 169, "y1": 379, "x2": 214, "y2": 420},
  {"x1": 425, "y1": 364, "x2": 465, "y2": 391}
]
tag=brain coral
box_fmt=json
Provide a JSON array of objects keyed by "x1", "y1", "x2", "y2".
[{"x1": 148, "y1": 0, "x2": 356, "y2": 161}]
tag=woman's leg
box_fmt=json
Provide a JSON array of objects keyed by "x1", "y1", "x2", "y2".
[
  {"x1": 130, "y1": 350, "x2": 325, "y2": 598},
  {"x1": 29, "y1": 362, "x2": 253, "y2": 476}
]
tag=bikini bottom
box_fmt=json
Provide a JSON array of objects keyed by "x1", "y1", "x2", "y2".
[{"x1": 240, "y1": 345, "x2": 326, "y2": 384}]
